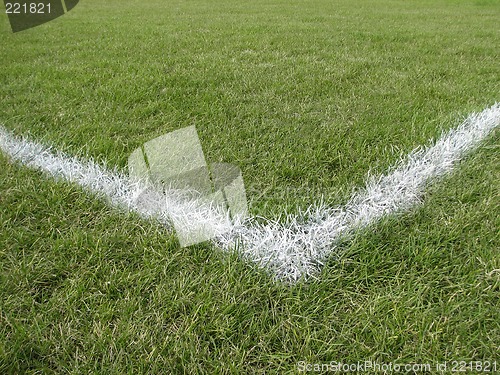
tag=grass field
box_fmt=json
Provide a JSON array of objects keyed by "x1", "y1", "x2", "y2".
[{"x1": 1, "y1": 0, "x2": 499, "y2": 373}]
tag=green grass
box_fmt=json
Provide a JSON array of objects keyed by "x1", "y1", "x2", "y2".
[{"x1": 1, "y1": 0, "x2": 499, "y2": 373}]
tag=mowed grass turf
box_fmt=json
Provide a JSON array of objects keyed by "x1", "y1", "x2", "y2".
[{"x1": 0, "y1": 0, "x2": 499, "y2": 373}]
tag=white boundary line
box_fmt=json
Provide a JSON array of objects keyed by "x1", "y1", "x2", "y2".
[{"x1": 1, "y1": 103, "x2": 499, "y2": 282}]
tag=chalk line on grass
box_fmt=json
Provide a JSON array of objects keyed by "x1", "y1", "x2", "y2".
[{"x1": 1, "y1": 103, "x2": 499, "y2": 282}]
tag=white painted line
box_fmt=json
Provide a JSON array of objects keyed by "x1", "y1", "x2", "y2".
[
  {"x1": 1, "y1": 103, "x2": 499, "y2": 282},
  {"x1": 0, "y1": 125, "x2": 234, "y2": 239}
]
